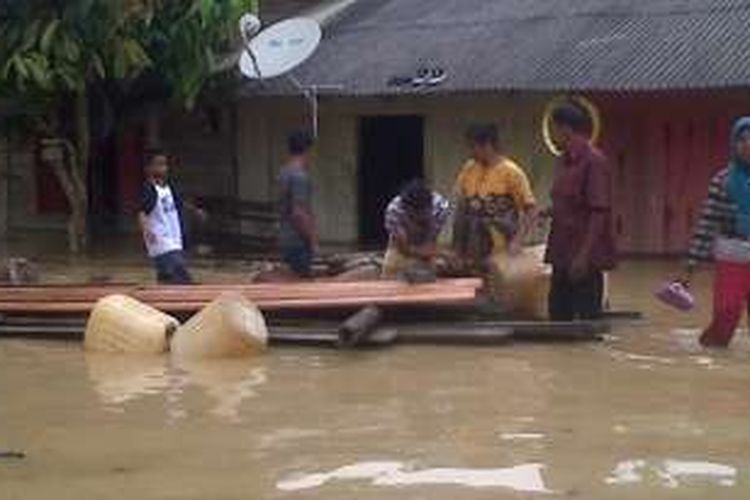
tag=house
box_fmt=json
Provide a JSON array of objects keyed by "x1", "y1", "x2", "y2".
[{"x1": 233, "y1": 0, "x2": 750, "y2": 254}]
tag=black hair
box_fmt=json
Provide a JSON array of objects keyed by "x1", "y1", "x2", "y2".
[
  {"x1": 400, "y1": 179, "x2": 432, "y2": 211},
  {"x1": 287, "y1": 130, "x2": 314, "y2": 155},
  {"x1": 143, "y1": 147, "x2": 167, "y2": 168},
  {"x1": 465, "y1": 123, "x2": 499, "y2": 149},
  {"x1": 552, "y1": 101, "x2": 591, "y2": 134}
]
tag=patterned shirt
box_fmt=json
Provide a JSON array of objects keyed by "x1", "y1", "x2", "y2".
[
  {"x1": 545, "y1": 139, "x2": 616, "y2": 270},
  {"x1": 384, "y1": 192, "x2": 451, "y2": 244},
  {"x1": 452, "y1": 157, "x2": 536, "y2": 261},
  {"x1": 687, "y1": 169, "x2": 737, "y2": 265}
]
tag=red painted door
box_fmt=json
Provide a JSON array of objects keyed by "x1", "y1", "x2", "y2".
[
  {"x1": 34, "y1": 146, "x2": 70, "y2": 214},
  {"x1": 116, "y1": 128, "x2": 144, "y2": 215}
]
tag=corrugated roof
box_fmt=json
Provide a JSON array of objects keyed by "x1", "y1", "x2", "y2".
[{"x1": 242, "y1": 0, "x2": 750, "y2": 95}]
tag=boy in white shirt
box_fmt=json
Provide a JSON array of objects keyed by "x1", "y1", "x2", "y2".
[{"x1": 138, "y1": 149, "x2": 203, "y2": 284}]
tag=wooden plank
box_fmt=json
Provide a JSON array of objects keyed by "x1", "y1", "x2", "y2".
[
  {"x1": 0, "y1": 290, "x2": 479, "y2": 314},
  {"x1": 0, "y1": 287, "x2": 135, "y2": 302},
  {"x1": 141, "y1": 278, "x2": 482, "y2": 293},
  {"x1": 0, "y1": 279, "x2": 481, "y2": 312},
  {"x1": 0, "y1": 279, "x2": 482, "y2": 303}
]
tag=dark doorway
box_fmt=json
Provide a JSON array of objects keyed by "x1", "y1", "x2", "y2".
[{"x1": 358, "y1": 115, "x2": 424, "y2": 247}]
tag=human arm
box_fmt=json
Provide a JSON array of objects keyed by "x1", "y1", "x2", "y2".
[
  {"x1": 570, "y1": 210, "x2": 609, "y2": 281},
  {"x1": 681, "y1": 171, "x2": 731, "y2": 286},
  {"x1": 138, "y1": 184, "x2": 157, "y2": 245},
  {"x1": 411, "y1": 193, "x2": 451, "y2": 259},
  {"x1": 570, "y1": 157, "x2": 611, "y2": 281},
  {"x1": 138, "y1": 211, "x2": 156, "y2": 245},
  {"x1": 183, "y1": 199, "x2": 207, "y2": 222},
  {"x1": 508, "y1": 167, "x2": 538, "y2": 255},
  {"x1": 286, "y1": 172, "x2": 318, "y2": 249},
  {"x1": 385, "y1": 196, "x2": 435, "y2": 259},
  {"x1": 291, "y1": 205, "x2": 318, "y2": 249}
]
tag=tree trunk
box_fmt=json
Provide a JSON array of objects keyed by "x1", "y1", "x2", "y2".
[
  {"x1": 45, "y1": 88, "x2": 90, "y2": 254},
  {"x1": 46, "y1": 139, "x2": 86, "y2": 254},
  {"x1": 72, "y1": 89, "x2": 89, "y2": 253}
]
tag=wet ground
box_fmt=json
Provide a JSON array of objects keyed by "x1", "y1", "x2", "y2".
[{"x1": 2, "y1": 260, "x2": 750, "y2": 499}]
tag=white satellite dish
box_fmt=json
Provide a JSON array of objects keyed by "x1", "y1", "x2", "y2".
[{"x1": 238, "y1": 17, "x2": 321, "y2": 80}]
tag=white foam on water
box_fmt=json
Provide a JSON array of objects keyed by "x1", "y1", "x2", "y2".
[
  {"x1": 373, "y1": 463, "x2": 550, "y2": 491},
  {"x1": 605, "y1": 459, "x2": 737, "y2": 488},
  {"x1": 277, "y1": 461, "x2": 551, "y2": 493},
  {"x1": 659, "y1": 460, "x2": 737, "y2": 488},
  {"x1": 605, "y1": 459, "x2": 646, "y2": 485},
  {"x1": 623, "y1": 352, "x2": 675, "y2": 365},
  {"x1": 277, "y1": 461, "x2": 404, "y2": 491},
  {"x1": 500, "y1": 432, "x2": 545, "y2": 441},
  {"x1": 605, "y1": 348, "x2": 676, "y2": 366}
]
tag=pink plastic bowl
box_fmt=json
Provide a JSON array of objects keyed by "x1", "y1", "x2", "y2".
[{"x1": 655, "y1": 281, "x2": 695, "y2": 311}]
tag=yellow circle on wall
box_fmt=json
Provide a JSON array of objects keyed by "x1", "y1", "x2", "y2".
[{"x1": 542, "y1": 95, "x2": 602, "y2": 157}]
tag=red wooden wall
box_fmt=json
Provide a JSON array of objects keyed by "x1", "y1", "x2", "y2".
[
  {"x1": 34, "y1": 147, "x2": 69, "y2": 214},
  {"x1": 591, "y1": 90, "x2": 749, "y2": 255},
  {"x1": 116, "y1": 128, "x2": 144, "y2": 215}
]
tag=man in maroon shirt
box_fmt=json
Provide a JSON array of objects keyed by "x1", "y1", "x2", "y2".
[{"x1": 545, "y1": 102, "x2": 616, "y2": 320}]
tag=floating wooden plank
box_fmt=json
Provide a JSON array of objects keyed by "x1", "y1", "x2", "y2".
[
  {"x1": 505, "y1": 321, "x2": 609, "y2": 341},
  {"x1": 396, "y1": 325, "x2": 513, "y2": 345}
]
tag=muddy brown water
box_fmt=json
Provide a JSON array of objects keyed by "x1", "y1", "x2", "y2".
[{"x1": 2, "y1": 261, "x2": 750, "y2": 499}]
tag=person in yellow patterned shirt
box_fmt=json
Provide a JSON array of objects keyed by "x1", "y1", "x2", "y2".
[{"x1": 452, "y1": 124, "x2": 537, "y2": 273}]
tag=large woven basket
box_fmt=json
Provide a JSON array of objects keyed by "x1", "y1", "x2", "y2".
[
  {"x1": 84, "y1": 294, "x2": 178, "y2": 353},
  {"x1": 171, "y1": 292, "x2": 268, "y2": 360}
]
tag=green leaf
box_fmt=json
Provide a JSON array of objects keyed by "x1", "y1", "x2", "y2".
[
  {"x1": 26, "y1": 54, "x2": 50, "y2": 87},
  {"x1": 62, "y1": 37, "x2": 81, "y2": 63},
  {"x1": 21, "y1": 20, "x2": 42, "y2": 51},
  {"x1": 40, "y1": 19, "x2": 60, "y2": 54},
  {"x1": 12, "y1": 55, "x2": 30, "y2": 81},
  {"x1": 123, "y1": 38, "x2": 151, "y2": 69},
  {"x1": 56, "y1": 65, "x2": 82, "y2": 91},
  {"x1": 1, "y1": 55, "x2": 16, "y2": 80},
  {"x1": 112, "y1": 45, "x2": 126, "y2": 79},
  {"x1": 199, "y1": 0, "x2": 213, "y2": 25},
  {"x1": 91, "y1": 55, "x2": 106, "y2": 79}
]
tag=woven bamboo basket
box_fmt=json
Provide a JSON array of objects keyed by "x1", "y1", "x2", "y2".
[
  {"x1": 84, "y1": 294, "x2": 178, "y2": 353},
  {"x1": 170, "y1": 292, "x2": 268, "y2": 360}
]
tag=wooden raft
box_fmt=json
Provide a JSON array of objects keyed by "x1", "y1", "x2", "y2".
[{"x1": 0, "y1": 279, "x2": 482, "y2": 314}]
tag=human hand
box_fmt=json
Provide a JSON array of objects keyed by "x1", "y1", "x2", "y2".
[
  {"x1": 143, "y1": 230, "x2": 157, "y2": 246},
  {"x1": 677, "y1": 266, "x2": 694, "y2": 289},
  {"x1": 537, "y1": 207, "x2": 552, "y2": 219},
  {"x1": 507, "y1": 239, "x2": 523, "y2": 256}
]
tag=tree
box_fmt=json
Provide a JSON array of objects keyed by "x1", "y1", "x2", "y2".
[{"x1": 0, "y1": 0, "x2": 256, "y2": 253}]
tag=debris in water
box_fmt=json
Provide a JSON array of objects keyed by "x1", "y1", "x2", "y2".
[{"x1": 0, "y1": 450, "x2": 26, "y2": 460}]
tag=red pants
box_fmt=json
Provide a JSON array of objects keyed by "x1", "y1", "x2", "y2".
[{"x1": 701, "y1": 260, "x2": 750, "y2": 346}]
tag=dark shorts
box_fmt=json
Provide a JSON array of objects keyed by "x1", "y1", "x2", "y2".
[
  {"x1": 153, "y1": 250, "x2": 192, "y2": 285},
  {"x1": 281, "y1": 242, "x2": 313, "y2": 277}
]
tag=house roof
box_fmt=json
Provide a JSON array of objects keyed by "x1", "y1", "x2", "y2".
[{"x1": 243, "y1": 0, "x2": 750, "y2": 96}]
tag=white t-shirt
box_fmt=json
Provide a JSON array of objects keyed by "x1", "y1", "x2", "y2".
[{"x1": 144, "y1": 184, "x2": 183, "y2": 258}]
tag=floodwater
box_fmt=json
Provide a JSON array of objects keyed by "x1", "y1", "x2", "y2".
[{"x1": 2, "y1": 261, "x2": 750, "y2": 499}]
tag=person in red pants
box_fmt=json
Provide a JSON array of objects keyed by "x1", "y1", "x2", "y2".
[{"x1": 684, "y1": 117, "x2": 750, "y2": 347}]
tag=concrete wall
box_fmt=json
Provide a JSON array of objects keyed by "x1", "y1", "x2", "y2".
[
  {"x1": 160, "y1": 106, "x2": 238, "y2": 200},
  {"x1": 236, "y1": 92, "x2": 558, "y2": 245}
]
